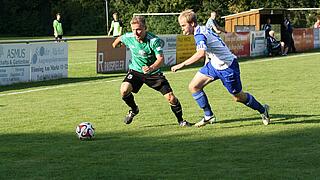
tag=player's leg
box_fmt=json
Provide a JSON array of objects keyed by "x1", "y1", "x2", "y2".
[
  {"x1": 190, "y1": 62, "x2": 219, "y2": 127},
  {"x1": 121, "y1": 71, "x2": 143, "y2": 124},
  {"x1": 220, "y1": 60, "x2": 270, "y2": 125},
  {"x1": 163, "y1": 92, "x2": 191, "y2": 126},
  {"x1": 190, "y1": 72, "x2": 217, "y2": 127},
  {"x1": 233, "y1": 91, "x2": 270, "y2": 125},
  {"x1": 145, "y1": 73, "x2": 190, "y2": 126}
]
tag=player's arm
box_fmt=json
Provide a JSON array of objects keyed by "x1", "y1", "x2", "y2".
[
  {"x1": 119, "y1": 20, "x2": 123, "y2": 35},
  {"x1": 112, "y1": 36, "x2": 122, "y2": 48},
  {"x1": 108, "y1": 21, "x2": 114, "y2": 36},
  {"x1": 171, "y1": 34, "x2": 207, "y2": 72},
  {"x1": 171, "y1": 50, "x2": 205, "y2": 72},
  {"x1": 53, "y1": 21, "x2": 58, "y2": 37},
  {"x1": 212, "y1": 24, "x2": 221, "y2": 34},
  {"x1": 142, "y1": 54, "x2": 164, "y2": 74}
]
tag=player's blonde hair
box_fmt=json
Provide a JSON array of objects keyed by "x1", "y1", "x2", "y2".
[
  {"x1": 179, "y1": 9, "x2": 197, "y2": 25},
  {"x1": 130, "y1": 16, "x2": 147, "y2": 28}
]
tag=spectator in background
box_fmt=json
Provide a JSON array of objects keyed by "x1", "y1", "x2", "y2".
[
  {"x1": 262, "y1": 18, "x2": 272, "y2": 38},
  {"x1": 53, "y1": 13, "x2": 63, "y2": 41},
  {"x1": 314, "y1": 15, "x2": 320, "y2": 28},
  {"x1": 283, "y1": 14, "x2": 297, "y2": 53},
  {"x1": 108, "y1": 12, "x2": 123, "y2": 37},
  {"x1": 267, "y1": 30, "x2": 288, "y2": 56},
  {"x1": 206, "y1": 11, "x2": 227, "y2": 34}
]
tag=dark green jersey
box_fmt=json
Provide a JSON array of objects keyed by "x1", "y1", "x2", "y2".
[{"x1": 121, "y1": 32, "x2": 163, "y2": 74}]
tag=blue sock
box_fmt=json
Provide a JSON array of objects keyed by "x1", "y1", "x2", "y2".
[
  {"x1": 192, "y1": 90, "x2": 213, "y2": 116},
  {"x1": 244, "y1": 93, "x2": 265, "y2": 114}
]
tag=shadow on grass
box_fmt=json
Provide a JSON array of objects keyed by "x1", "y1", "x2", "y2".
[
  {"x1": 1, "y1": 127, "x2": 320, "y2": 179},
  {"x1": 0, "y1": 74, "x2": 125, "y2": 92},
  {"x1": 271, "y1": 113, "x2": 320, "y2": 124},
  {"x1": 218, "y1": 113, "x2": 320, "y2": 126}
]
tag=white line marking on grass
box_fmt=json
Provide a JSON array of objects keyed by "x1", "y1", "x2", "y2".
[
  {"x1": 1, "y1": 52, "x2": 319, "y2": 97},
  {"x1": 69, "y1": 61, "x2": 94, "y2": 65},
  {"x1": 0, "y1": 79, "x2": 120, "y2": 97}
]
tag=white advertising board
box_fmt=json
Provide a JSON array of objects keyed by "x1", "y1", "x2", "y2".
[
  {"x1": 0, "y1": 44, "x2": 30, "y2": 85},
  {"x1": 30, "y1": 43, "x2": 68, "y2": 81},
  {"x1": 250, "y1": 31, "x2": 266, "y2": 57},
  {"x1": 159, "y1": 35, "x2": 177, "y2": 66}
]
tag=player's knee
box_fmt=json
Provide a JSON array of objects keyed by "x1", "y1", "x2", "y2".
[
  {"x1": 233, "y1": 93, "x2": 246, "y2": 103},
  {"x1": 188, "y1": 83, "x2": 198, "y2": 93},
  {"x1": 120, "y1": 87, "x2": 131, "y2": 97},
  {"x1": 165, "y1": 92, "x2": 176, "y2": 104},
  {"x1": 120, "y1": 82, "x2": 132, "y2": 96}
]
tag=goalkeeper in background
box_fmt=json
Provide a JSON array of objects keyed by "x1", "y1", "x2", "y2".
[
  {"x1": 53, "y1": 13, "x2": 63, "y2": 41},
  {"x1": 112, "y1": 15, "x2": 191, "y2": 127},
  {"x1": 108, "y1": 12, "x2": 123, "y2": 37}
]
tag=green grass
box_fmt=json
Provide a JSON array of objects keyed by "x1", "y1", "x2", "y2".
[{"x1": 1, "y1": 39, "x2": 320, "y2": 179}]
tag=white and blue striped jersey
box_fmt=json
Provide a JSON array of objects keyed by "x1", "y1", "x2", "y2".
[{"x1": 194, "y1": 26, "x2": 236, "y2": 70}]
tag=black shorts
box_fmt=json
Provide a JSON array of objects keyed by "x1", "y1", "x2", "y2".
[{"x1": 123, "y1": 69, "x2": 173, "y2": 95}]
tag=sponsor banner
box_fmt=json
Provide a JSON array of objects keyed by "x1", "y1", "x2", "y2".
[
  {"x1": 125, "y1": 47, "x2": 131, "y2": 71},
  {"x1": 293, "y1": 28, "x2": 314, "y2": 52},
  {"x1": 0, "y1": 44, "x2": 30, "y2": 85},
  {"x1": 250, "y1": 31, "x2": 266, "y2": 57},
  {"x1": 164, "y1": 51, "x2": 176, "y2": 66},
  {"x1": 30, "y1": 43, "x2": 68, "y2": 81},
  {"x1": 176, "y1": 35, "x2": 196, "y2": 63},
  {"x1": 224, "y1": 32, "x2": 250, "y2": 57},
  {"x1": 314, "y1": 28, "x2": 320, "y2": 48},
  {"x1": 97, "y1": 38, "x2": 126, "y2": 73},
  {"x1": 159, "y1": 35, "x2": 177, "y2": 66}
]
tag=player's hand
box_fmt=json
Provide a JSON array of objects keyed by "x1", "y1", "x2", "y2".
[
  {"x1": 142, "y1": 66, "x2": 153, "y2": 74},
  {"x1": 171, "y1": 63, "x2": 184, "y2": 72}
]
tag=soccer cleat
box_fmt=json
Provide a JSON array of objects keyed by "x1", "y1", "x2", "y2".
[
  {"x1": 261, "y1": 104, "x2": 270, "y2": 125},
  {"x1": 124, "y1": 107, "x2": 139, "y2": 124},
  {"x1": 195, "y1": 115, "x2": 216, "y2": 128},
  {"x1": 179, "y1": 120, "x2": 192, "y2": 127}
]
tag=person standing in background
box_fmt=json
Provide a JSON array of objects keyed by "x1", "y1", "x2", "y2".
[
  {"x1": 263, "y1": 18, "x2": 272, "y2": 38},
  {"x1": 205, "y1": 11, "x2": 227, "y2": 34},
  {"x1": 53, "y1": 13, "x2": 63, "y2": 41},
  {"x1": 283, "y1": 14, "x2": 296, "y2": 53},
  {"x1": 108, "y1": 12, "x2": 123, "y2": 37}
]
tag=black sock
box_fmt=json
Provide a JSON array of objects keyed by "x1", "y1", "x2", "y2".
[
  {"x1": 122, "y1": 93, "x2": 138, "y2": 111},
  {"x1": 170, "y1": 99, "x2": 184, "y2": 122}
]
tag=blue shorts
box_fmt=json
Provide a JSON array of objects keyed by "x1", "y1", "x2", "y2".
[{"x1": 199, "y1": 60, "x2": 242, "y2": 94}]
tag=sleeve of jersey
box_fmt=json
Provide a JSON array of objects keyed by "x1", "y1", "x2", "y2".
[
  {"x1": 110, "y1": 21, "x2": 114, "y2": 28},
  {"x1": 120, "y1": 34, "x2": 128, "y2": 46},
  {"x1": 194, "y1": 34, "x2": 207, "y2": 51},
  {"x1": 151, "y1": 38, "x2": 163, "y2": 56}
]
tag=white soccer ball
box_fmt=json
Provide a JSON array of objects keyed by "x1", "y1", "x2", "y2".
[{"x1": 76, "y1": 122, "x2": 95, "y2": 140}]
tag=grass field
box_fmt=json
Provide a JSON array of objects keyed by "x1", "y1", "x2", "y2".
[{"x1": 1, "y1": 39, "x2": 320, "y2": 179}]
